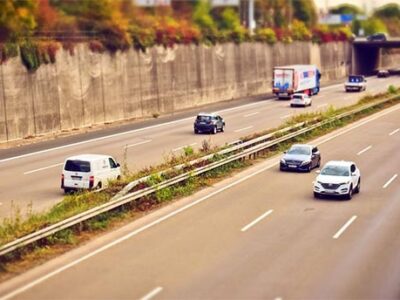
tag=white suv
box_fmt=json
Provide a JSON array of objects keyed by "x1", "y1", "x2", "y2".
[{"x1": 313, "y1": 161, "x2": 361, "y2": 200}]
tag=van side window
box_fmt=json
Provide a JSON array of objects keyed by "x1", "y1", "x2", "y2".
[{"x1": 109, "y1": 158, "x2": 118, "y2": 168}]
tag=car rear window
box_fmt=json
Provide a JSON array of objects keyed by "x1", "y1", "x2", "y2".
[
  {"x1": 349, "y1": 76, "x2": 363, "y2": 82},
  {"x1": 64, "y1": 160, "x2": 91, "y2": 172},
  {"x1": 196, "y1": 115, "x2": 212, "y2": 122},
  {"x1": 293, "y1": 95, "x2": 303, "y2": 99}
]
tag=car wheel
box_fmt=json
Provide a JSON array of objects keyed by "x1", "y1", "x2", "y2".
[
  {"x1": 290, "y1": 104, "x2": 294, "y2": 107},
  {"x1": 64, "y1": 188, "x2": 71, "y2": 194},
  {"x1": 354, "y1": 179, "x2": 361, "y2": 193},
  {"x1": 317, "y1": 158, "x2": 321, "y2": 168},
  {"x1": 221, "y1": 125, "x2": 224, "y2": 132},
  {"x1": 309, "y1": 100, "x2": 312, "y2": 106},
  {"x1": 314, "y1": 192, "x2": 320, "y2": 199},
  {"x1": 307, "y1": 165, "x2": 312, "y2": 173},
  {"x1": 212, "y1": 126, "x2": 217, "y2": 134},
  {"x1": 194, "y1": 129, "x2": 199, "y2": 134},
  {"x1": 346, "y1": 185, "x2": 353, "y2": 200}
]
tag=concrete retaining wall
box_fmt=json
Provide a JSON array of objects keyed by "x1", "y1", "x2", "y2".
[{"x1": 0, "y1": 41, "x2": 352, "y2": 143}]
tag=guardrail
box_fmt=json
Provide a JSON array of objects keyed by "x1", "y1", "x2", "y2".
[{"x1": 0, "y1": 94, "x2": 398, "y2": 257}]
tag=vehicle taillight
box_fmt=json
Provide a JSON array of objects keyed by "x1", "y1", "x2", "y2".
[
  {"x1": 89, "y1": 176, "x2": 94, "y2": 189},
  {"x1": 61, "y1": 174, "x2": 64, "y2": 188}
]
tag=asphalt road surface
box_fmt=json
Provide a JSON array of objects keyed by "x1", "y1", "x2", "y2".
[
  {"x1": 0, "y1": 99, "x2": 399, "y2": 300},
  {"x1": 0, "y1": 76, "x2": 399, "y2": 218}
]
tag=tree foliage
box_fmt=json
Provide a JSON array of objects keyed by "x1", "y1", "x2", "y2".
[{"x1": 329, "y1": 4, "x2": 363, "y2": 15}]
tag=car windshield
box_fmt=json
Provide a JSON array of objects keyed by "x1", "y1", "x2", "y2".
[
  {"x1": 197, "y1": 115, "x2": 212, "y2": 122},
  {"x1": 287, "y1": 146, "x2": 310, "y2": 155},
  {"x1": 321, "y1": 165, "x2": 349, "y2": 176},
  {"x1": 349, "y1": 76, "x2": 363, "y2": 82},
  {"x1": 65, "y1": 160, "x2": 91, "y2": 172}
]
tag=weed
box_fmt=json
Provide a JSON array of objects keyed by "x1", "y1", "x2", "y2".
[{"x1": 183, "y1": 145, "x2": 194, "y2": 157}]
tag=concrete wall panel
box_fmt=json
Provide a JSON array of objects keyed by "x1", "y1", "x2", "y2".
[
  {"x1": 1, "y1": 57, "x2": 35, "y2": 140},
  {"x1": 57, "y1": 47, "x2": 84, "y2": 130},
  {"x1": 30, "y1": 63, "x2": 61, "y2": 135},
  {"x1": 0, "y1": 64, "x2": 7, "y2": 141},
  {"x1": 79, "y1": 45, "x2": 105, "y2": 126}
]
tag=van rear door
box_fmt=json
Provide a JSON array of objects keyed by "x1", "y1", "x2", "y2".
[{"x1": 63, "y1": 160, "x2": 91, "y2": 189}]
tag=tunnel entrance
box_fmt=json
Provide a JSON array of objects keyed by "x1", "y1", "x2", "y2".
[{"x1": 352, "y1": 39, "x2": 400, "y2": 76}]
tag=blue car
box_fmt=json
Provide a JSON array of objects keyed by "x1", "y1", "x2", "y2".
[
  {"x1": 194, "y1": 113, "x2": 225, "y2": 134},
  {"x1": 280, "y1": 144, "x2": 321, "y2": 172}
]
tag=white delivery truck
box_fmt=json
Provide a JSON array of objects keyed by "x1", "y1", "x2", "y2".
[{"x1": 272, "y1": 65, "x2": 321, "y2": 99}]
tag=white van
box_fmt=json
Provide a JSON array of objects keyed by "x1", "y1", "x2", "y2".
[{"x1": 61, "y1": 154, "x2": 121, "y2": 193}]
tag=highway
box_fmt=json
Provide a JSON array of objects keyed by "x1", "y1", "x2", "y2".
[
  {"x1": 0, "y1": 76, "x2": 399, "y2": 218},
  {"x1": 0, "y1": 96, "x2": 398, "y2": 300}
]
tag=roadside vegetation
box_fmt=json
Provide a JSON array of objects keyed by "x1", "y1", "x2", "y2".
[
  {"x1": 0, "y1": 86, "x2": 399, "y2": 275},
  {"x1": 0, "y1": 0, "x2": 353, "y2": 71}
]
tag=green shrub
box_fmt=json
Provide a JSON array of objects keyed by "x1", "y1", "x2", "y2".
[
  {"x1": 183, "y1": 146, "x2": 194, "y2": 157},
  {"x1": 388, "y1": 85, "x2": 397, "y2": 94},
  {"x1": 255, "y1": 28, "x2": 277, "y2": 44},
  {"x1": 20, "y1": 41, "x2": 41, "y2": 72}
]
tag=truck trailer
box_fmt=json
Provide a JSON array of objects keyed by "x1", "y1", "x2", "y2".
[{"x1": 272, "y1": 65, "x2": 321, "y2": 99}]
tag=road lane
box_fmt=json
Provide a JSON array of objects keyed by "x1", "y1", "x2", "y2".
[
  {"x1": 0, "y1": 76, "x2": 399, "y2": 218},
  {"x1": 1, "y1": 102, "x2": 399, "y2": 300}
]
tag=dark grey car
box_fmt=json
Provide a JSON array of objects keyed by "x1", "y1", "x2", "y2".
[
  {"x1": 280, "y1": 144, "x2": 321, "y2": 172},
  {"x1": 194, "y1": 113, "x2": 225, "y2": 134}
]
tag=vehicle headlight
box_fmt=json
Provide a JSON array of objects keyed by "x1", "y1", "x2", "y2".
[
  {"x1": 301, "y1": 160, "x2": 311, "y2": 166},
  {"x1": 339, "y1": 181, "x2": 351, "y2": 186},
  {"x1": 280, "y1": 158, "x2": 286, "y2": 164},
  {"x1": 317, "y1": 181, "x2": 324, "y2": 185}
]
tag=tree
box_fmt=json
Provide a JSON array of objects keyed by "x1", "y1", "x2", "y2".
[
  {"x1": 0, "y1": 0, "x2": 37, "y2": 41},
  {"x1": 292, "y1": 0, "x2": 318, "y2": 27},
  {"x1": 329, "y1": 4, "x2": 363, "y2": 15},
  {"x1": 374, "y1": 3, "x2": 400, "y2": 19},
  {"x1": 363, "y1": 17, "x2": 387, "y2": 35}
]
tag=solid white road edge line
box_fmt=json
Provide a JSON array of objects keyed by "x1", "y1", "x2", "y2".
[
  {"x1": 357, "y1": 145, "x2": 372, "y2": 156},
  {"x1": 333, "y1": 215, "x2": 357, "y2": 239},
  {"x1": 140, "y1": 287, "x2": 163, "y2": 300},
  {"x1": 1, "y1": 99, "x2": 279, "y2": 165},
  {"x1": 389, "y1": 128, "x2": 399, "y2": 136},
  {"x1": 383, "y1": 174, "x2": 398, "y2": 189},
  {"x1": 23, "y1": 163, "x2": 64, "y2": 175},
  {"x1": 244, "y1": 112, "x2": 259, "y2": 118},
  {"x1": 241, "y1": 210, "x2": 273, "y2": 232},
  {"x1": 2, "y1": 99, "x2": 400, "y2": 300},
  {"x1": 234, "y1": 126, "x2": 253, "y2": 133},
  {"x1": 124, "y1": 140, "x2": 152, "y2": 149}
]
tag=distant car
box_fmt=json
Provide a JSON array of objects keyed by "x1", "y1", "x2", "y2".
[
  {"x1": 345, "y1": 75, "x2": 367, "y2": 92},
  {"x1": 290, "y1": 93, "x2": 312, "y2": 107},
  {"x1": 280, "y1": 144, "x2": 321, "y2": 172},
  {"x1": 194, "y1": 113, "x2": 225, "y2": 134},
  {"x1": 377, "y1": 69, "x2": 389, "y2": 78},
  {"x1": 61, "y1": 154, "x2": 121, "y2": 193},
  {"x1": 313, "y1": 161, "x2": 361, "y2": 200},
  {"x1": 367, "y1": 33, "x2": 388, "y2": 42}
]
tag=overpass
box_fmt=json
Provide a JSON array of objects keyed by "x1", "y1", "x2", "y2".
[{"x1": 352, "y1": 38, "x2": 400, "y2": 75}]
